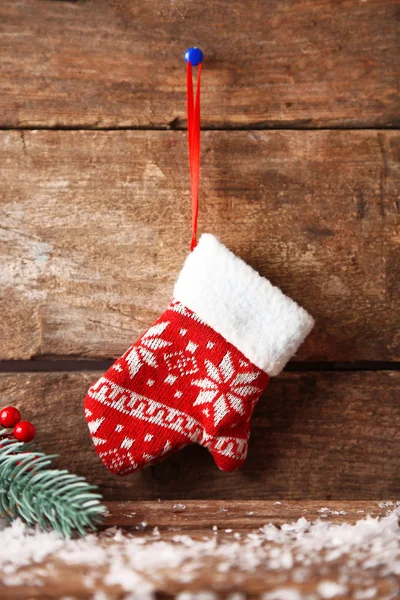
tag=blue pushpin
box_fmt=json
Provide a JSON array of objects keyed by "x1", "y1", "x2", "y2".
[{"x1": 184, "y1": 47, "x2": 203, "y2": 66}]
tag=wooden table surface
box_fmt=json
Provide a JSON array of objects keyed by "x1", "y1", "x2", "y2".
[
  {"x1": 0, "y1": 1, "x2": 399, "y2": 597},
  {"x1": 2, "y1": 500, "x2": 400, "y2": 599}
]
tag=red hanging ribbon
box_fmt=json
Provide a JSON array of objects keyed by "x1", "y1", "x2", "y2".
[{"x1": 186, "y1": 60, "x2": 202, "y2": 251}]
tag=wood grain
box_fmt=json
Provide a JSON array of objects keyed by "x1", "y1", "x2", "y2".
[
  {"x1": 103, "y1": 499, "x2": 394, "y2": 530},
  {"x1": 1, "y1": 501, "x2": 398, "y2": 599},
  {"x1": 1, "y1": 130, "x2": 399, "y2": 361},
  {"x1": 0, "y1": 0, "x2": 398, "y2": 128},
  {"x1": 0, "y1": 371, "x2": 399, "y2": 500}
]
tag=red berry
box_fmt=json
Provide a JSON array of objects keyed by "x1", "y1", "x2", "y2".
[
  {"x1": 13, "y1": 421, "x2": 36, "y2": 443},
  {"x1": 0, "y1": 406, "x2": 21, "y2": 428}
]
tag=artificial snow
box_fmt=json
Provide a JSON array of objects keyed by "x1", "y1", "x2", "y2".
[
  {"x1": 0, "y1": 505, "x2": 399, "y2": 599},
  {"x1": 317, "y1": 582, "x2": 348, "y2": 599},
  {"x1": 262, "y1": 589, "x2": 303, "y2": 600}
]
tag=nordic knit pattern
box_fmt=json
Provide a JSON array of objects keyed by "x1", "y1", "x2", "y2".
[
  {"x1": 84, "y1": 234, "x2": 314, "y2": 474},
  {"x1": 85, "y1": 300, "x2": 270, "y2": 474}
]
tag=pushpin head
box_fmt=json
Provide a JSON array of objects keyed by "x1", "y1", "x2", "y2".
[{"x1": 184, "y1": 47, "x2": 203, "y2": 66}]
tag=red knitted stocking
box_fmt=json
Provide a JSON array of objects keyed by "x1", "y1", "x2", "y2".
[{"x1": 84, "y1": 234, "x2": 313, "y2": 475}]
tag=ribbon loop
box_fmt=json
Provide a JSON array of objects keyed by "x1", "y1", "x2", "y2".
[{"x1": 186, "y1": 60, "x2": 202, "y2": 251}]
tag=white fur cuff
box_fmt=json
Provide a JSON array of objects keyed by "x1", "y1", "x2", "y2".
[{"x1": 174, "y1": 234, "x2": 314, "y2": 376}]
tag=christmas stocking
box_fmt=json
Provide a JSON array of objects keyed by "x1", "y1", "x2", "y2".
[{"x1": 84, "y1": 234, "x2": 314, "y2": 474}]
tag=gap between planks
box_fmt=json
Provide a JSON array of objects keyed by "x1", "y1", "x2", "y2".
[{"x1": 0, "y1": 125, "x2": 399, "y2": 132}]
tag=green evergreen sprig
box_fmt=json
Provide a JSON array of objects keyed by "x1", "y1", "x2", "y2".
[{"x1": 0, "y1": 429, "x2": 105, "y2": 538}]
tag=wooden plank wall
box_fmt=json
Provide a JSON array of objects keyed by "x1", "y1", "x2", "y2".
[{"x1": 0, "y1": 0, "x2": 399, "y2": 500}]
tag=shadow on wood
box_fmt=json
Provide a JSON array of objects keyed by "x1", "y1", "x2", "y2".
[{"x1": 0, "y1": 371, "x2": 398, "y2": 500}]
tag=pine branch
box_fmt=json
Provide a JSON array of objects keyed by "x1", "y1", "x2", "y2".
[{"x1": 0, "y1": 430, "x2": 105, "y2": 538}]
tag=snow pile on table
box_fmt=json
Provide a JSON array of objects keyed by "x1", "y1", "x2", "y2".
[{"x1": 1, "y1": 505, "x2": 399, "y2": 599}]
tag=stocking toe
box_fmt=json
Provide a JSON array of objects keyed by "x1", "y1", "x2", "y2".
[{"x1": 206, "y1": 436, "x2": 249, "y2": 472}]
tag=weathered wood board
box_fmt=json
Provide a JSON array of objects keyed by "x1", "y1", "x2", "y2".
[
  {"x1": 104, "y1": 499, "x2": 394, "y2": 529},
  {"x1": 0, "y1": 371, "x2": 398, "y2": 500},
  {"x1": 1, "y1": 501, "x2": 398, "y2": 599},
  {"x1": 0, "y1": 0, "x2": 399, "y2": 128},
  {"x1": 1, "y1": 130, "x2": 399, "y2": 361}
]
